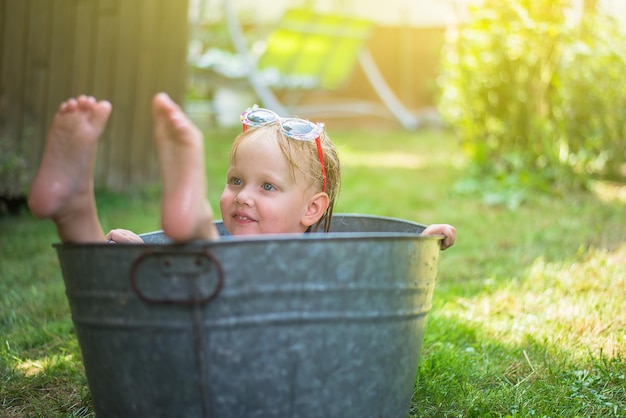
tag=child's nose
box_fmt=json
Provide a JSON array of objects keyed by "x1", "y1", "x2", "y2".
[{"x1": 234, "y1": 187, "x2": 253, "y2": 206}]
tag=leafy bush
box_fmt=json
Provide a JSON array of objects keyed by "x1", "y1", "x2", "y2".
[
  {"x1": 0, "y1": 139, "x2": 28, "y2": 198},
  {"x1": 438, "y1": 0, "x2": 626, "y2": 191}
]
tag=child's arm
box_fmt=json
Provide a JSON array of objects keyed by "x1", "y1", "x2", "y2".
[
  {"x1": 422, "y1": 224, "x2": 456, "y2": 251},
  {"x1": 105, "y1": 229, "x2": 145, "y2": 244}
]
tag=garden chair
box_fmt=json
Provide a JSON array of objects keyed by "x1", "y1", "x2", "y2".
[{"x1": 222, "y1": 4, "x2": 420, "y2": 130}]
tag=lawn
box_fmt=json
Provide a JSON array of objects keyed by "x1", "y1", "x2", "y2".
[{"x1": 1, "y1": 125, "x2": 624, "y2": 417}]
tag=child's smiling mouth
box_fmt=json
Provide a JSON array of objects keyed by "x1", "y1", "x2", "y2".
[{"x1": 233, "y1": 213, "x2": 257, "y2": 224}]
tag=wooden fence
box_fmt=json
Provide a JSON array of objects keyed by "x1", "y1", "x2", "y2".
[{"x1": 0, "y1": 0, "x2": 190, "y2": 195}]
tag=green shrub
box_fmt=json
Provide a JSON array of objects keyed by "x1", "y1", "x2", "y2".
[
  {"x1": 0, "y1": 139, "x2": 28, "y2": 198},
  {"x1": 438, "y1": 0, "x2": 626, "y2": 191},
  {"x1": 555, "y1": 13, "x2": 626, "y2": 181}
]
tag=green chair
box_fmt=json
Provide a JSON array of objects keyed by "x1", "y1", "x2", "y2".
[{"x1": 224, "y1": 4, "x2": 420, "y2": 129}]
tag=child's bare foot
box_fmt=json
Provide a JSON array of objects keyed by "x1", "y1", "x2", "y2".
[
  {"x1": 152, "y1": 92, "x2": 219, "y2": 242},
  {"x1": 28, "y1": 96, "x2": 112, "y2": 243}
]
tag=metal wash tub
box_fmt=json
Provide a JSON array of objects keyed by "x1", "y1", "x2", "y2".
[{"x1": 55, "y1": 214, "x2": 442, "y2": 418}]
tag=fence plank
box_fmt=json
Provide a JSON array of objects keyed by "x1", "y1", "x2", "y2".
[
  {"x1": 22, "y1": 0, "x2": 53, "y2": 174},
  {"x1": 155, "y1": 1, "x2": 189, "y2": 103},
  {"x1": 0, "y1": 1, "x2": 4, "y2": 79},
  {"x1": 0, "y1": 0, "x2": 27, "y2": 149},
  {"x1": 0, "y1": 0, "x2": 28, "y2": 195},
  {"x1": 0, "y1": 0, "x2": 190, "y2": 193},
  {"x1": 72, "y1": 0, "x2": 96, "y2": 95},
  {"x1": 129, "y1": 0, "x2": 159, "y2": 187},
  {"x1": 92, "y1": 0, "x2": 119, "y2": 188},
  {"x1": 45, "y1": 0, "x2": 74, "y2": 134},
  {"x1": 105, "y1": 0, "x2": 139, "y2": 190}
]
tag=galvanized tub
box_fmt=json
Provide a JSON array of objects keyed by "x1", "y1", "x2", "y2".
[{"x1": 56, "y1": 214, "x2": 442, "y2": 418}]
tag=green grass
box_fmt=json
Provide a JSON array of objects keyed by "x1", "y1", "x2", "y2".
[{"x1": 1, "y1": 126, "x2": 625, "y2": 417}]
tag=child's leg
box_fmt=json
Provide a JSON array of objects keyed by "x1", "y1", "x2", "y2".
[
  {"x1": 28, "y1": 96, "x2": 111, "y2": 243},
  {"x1": 152, "y1": 93, "x2": 219, "y2": 242}
]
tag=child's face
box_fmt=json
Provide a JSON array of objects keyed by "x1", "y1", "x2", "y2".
[{"x1": 219, "y1": 135, "x2": 316, "y2": 235}]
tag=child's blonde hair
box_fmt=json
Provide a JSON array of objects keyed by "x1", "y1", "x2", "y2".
[{"x1": 230, "y1": 124, "x2": 340, "y2": 233}]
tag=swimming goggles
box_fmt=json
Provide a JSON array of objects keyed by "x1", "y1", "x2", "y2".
[{"x1": 241, "y1": 105, "x2": 327, "y2": 192}]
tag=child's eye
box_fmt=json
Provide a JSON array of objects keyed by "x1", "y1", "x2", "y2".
[
  {"x1": 262, "y1": 183, "x2": 276, "y2": 191},
  {"x1": 230, "y1": 177, "x2": 242, "y2": 186}
]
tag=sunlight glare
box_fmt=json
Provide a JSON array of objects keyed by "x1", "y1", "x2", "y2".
[
  {"x1": 590, "y1": 180, "x2": 626, "y2": 204},
  {"x1": 340, "y1": 150, "x2": 425, "y2": 169},
  {"x1": 16, "y1": 354, "x2": 74, "y2": 377}
]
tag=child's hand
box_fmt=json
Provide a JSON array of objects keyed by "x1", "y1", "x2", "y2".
[
  {"x1": 105, "y1": 229, "x2": 144, "y2": 244},
  {"x1": 422, "y1": 224, "x2": 456, "y2": 250}
]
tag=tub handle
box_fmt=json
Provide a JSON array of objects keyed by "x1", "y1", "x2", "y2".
[{"x1": 129, "y1": 249, "x2": 223, "y2": 305}]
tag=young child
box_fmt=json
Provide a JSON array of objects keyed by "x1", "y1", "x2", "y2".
[{"x1": 28, "y1": 93, "x2": 456, "y2": 250}]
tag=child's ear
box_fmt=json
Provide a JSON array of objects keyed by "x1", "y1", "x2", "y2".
[{"x1": 301, "y1": 192, "x2": 330, "y2": 227}]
